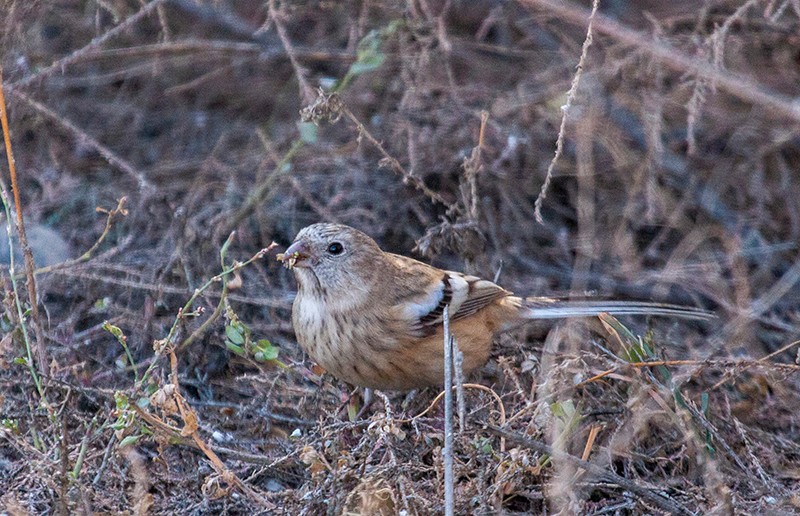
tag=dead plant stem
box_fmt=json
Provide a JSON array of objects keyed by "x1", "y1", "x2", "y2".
[{"x1": 0, "y1": 68, "x2": 50, "y2": 382}]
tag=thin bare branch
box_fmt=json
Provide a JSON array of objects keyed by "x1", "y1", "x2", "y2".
[{"x1": 519, "y1": 0, "x2": 800, "y2": 122}]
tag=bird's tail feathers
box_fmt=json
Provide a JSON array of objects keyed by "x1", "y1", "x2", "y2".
[{"x1": 517, "y1": 297, "x2": 715, "y2": 321}]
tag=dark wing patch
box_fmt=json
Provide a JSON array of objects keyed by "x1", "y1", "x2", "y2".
[
  {"x1": 413, "y1": 275, "x2": 509, "y2": 336},
  {"x1": 418, "y1": 274, "x2": 452, "y2": 327}
]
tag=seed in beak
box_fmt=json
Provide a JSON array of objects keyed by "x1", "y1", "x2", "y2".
[{"x1": 278, "y1": 241, "x2": 309, "y2": 269}]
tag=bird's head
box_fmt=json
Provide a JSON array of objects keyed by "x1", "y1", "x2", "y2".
[{"x1": 278, "y1": 223, "x2": 384, "y2": 294}]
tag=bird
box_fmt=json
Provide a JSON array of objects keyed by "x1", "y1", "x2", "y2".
[{"x1": 278, "y1": 223, "x2": 713, "y2": 391}]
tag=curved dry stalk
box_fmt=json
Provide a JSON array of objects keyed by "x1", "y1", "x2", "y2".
[{"x1": 31, "y1": 197, "x2": 129, "y2": 277}]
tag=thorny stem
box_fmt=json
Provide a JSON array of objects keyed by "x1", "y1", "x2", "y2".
[
  {"x1": 463, "y1": 110, "x2": 488, "y2": 222},
  {"x1": 533, "y1": 0, "x2": 599, "y2": 225}
]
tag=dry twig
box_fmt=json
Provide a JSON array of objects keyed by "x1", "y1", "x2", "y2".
[
  {"x1": 0, "y1": 68, "x2": 49, "y2": 379},
  {"x1": 487, "y1": 425, "x2": 692, "y2": 515}
]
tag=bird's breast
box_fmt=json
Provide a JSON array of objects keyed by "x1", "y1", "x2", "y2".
[
  {"x1": 292, "y1": 293, "x2": 327, "y2": 353},
  {"x1": 292, "y1": 291, "x2": 409, "y2": 388}
]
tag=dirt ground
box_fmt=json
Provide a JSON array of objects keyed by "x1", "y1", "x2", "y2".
[{"x1": 1, "y1": 1, "x2": 800, "y2": 514}]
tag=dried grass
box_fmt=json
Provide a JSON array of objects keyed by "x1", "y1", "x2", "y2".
[{"x1": 1, "y1": 0, "x2": 800, "y2": 514}]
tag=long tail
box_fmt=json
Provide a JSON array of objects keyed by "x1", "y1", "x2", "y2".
[{"x1": 517, "y1": 297, "x2": 715, "y2": 321}]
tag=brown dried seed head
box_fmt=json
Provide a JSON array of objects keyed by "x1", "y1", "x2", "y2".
[{"x1": 277, "y1": 251, "x2": 300, "y2": 269}]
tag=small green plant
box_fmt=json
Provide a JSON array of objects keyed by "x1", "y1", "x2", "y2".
[
  {"x1": 599, "y1": 313, "x2": 672, "y2": 383},
  {"x1": 223, "y1": 314, "x2": 282, "y2": 365},
  {"x1": 219, "y1": 235, "x2": 285, "y2": 368},
  {"x1": 599, "y1": 313, "x2": 717, "y2": 456},
  {"x1": 550, "y1": 399, "x2": 582, "y2": 444},
  {"x1": 1, "y1": 418, "x2": 19, "y2": 434},
  {"x1": 472, "y1": 435, "x2": 494, "y2": 455},
  {"x1": 111, "y1": 391, "x2": 144, "y2": 448},
  {"x1": 103, "y1": 321, "x2": 138, "y2": 383},
  {"x1": 337, "y1": 20, "x2": 402, "y2": 91},
  {"x1": 538, "y1": 399, "x2": 583, "y2": 468}
]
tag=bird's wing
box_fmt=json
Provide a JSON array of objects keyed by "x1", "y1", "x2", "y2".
[
  {"x1": 445, "y1": 272, "x2": 510, "y2": 323},
  {"x1": 385, "y1": 254, "x2": 510, "y2": 336}
]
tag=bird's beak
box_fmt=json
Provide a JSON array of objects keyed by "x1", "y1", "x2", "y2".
[{"x1": 278, "y1": 240, "x2": 312, "y2": 269}]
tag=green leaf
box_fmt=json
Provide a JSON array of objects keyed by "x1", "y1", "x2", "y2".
[
  {"x1": 550, "y1": 399, "x2": 581, "y2": 443},
  {"x1": 298, "y1": 122, "x2": 318, "y2": 144},
  {"x1": 225, "y1": 322, "x2": 246, "y2": 345},
  {"x1": 254, "y1": 339, "x2": 279, "y2": 361},
  {"x1": 672, "y1": 387, "x2": 687, "y2": 409},
  {"x1": 347, "y1": 397, "x2": 359, "y2": 422},
  {"x1": 473, "y1": 436, "x2": 493, "y2": 454},
  {"x1": 349, "y1": 54, "x2": 386, "y2": 76},
  {"x1": 337, "y1": 20, "x2": 401, "y2": 90},
  {"x1": 226, "y1": 341, "x2": 245, "y2": 356},
  {"x1": 1, "y1": 418, "x2": 18, "y2": 432},
  {"x1": 119, "y1": 434, "x2": 142, "y2": 448},
  {"x1": 0, "y1": 314, "x2": 12, "y2": 332},
  {"x1": 114, "y1": 391, "x2": 129, "y2": 410},
  {"x1": 598, "y1": 313, "x2": 642, "y2": 362},
  {"x1": 220, "y1": 231, "x2": 235, "y2": 263},
  {"x1": 550, "y1": 400, "x2": 576, "y2": 419},
  {"x1": 103, "y1": 321, "x2": 125, "y2": 340}
]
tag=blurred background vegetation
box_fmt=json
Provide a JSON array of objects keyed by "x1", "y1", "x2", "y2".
[{"x1": 1, "y1": 0, "x2": 799, "y2": 513}]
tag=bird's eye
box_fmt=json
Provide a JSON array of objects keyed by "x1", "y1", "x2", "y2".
[{"x1": 326, "y1": 242, "x2": 344, "y2": 255}]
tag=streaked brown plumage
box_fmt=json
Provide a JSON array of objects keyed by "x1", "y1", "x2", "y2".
[{"x1": 280, "y1": 223, "x2": 713, "y2": 391}]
